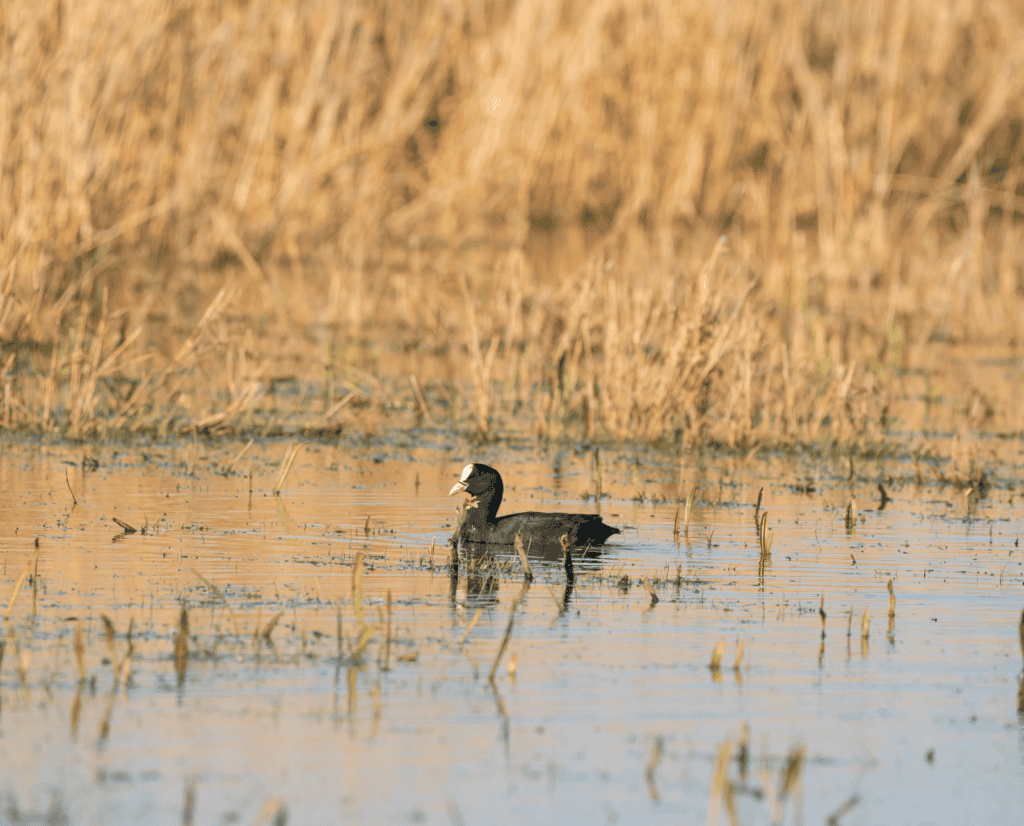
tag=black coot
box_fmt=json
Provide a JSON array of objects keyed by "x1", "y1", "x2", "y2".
[{"x1": 449, "y1": 463, "x2": 620, "y2": 549}]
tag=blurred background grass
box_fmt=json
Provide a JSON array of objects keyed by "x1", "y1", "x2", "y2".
[{"x1": 2, "y1": 0, "x2": 1023, "y2": 451}]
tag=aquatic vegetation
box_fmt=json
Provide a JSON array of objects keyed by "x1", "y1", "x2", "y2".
[{"x1": 0, "y1": 1, "x2": 1021, "y2": 452}]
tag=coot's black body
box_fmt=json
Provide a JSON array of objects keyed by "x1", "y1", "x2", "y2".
[{"x1": 449, "y1": 463, "x2": 619, "y2": 549}]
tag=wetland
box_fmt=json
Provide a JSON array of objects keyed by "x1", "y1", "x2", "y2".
[
  {"x1": 5, "y1": 0, "x2": 1024, "y2": 822},
  {"x1": 1, "y1": 437, "x2": 1022, "y2": 824}
]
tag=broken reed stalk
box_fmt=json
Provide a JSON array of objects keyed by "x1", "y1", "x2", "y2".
[
  {"x1": 489, "y1": 592, "x2": 524, "y2": 683},
  {"x1": 757, "y1": 511, "x2": 773, "y2": 557},
  {"x1": 826, "y1": 793, "x2": 862, "y2": 826},
  {"x1": 4, "y1": 566, "x2": 30, "y2": 621},
  {"x1": 352, "y1": 551, "x2": 365, "y2": 627},
  {"x1": 382, "y1": 591, "x2": 392, "y2": 670},
  {"x1": 593, "y1": 447, "x2": 603, "y2": 501},
  {"x1": 31, "y1": 538, "x2": 40, "y2": 616},
  {"x1": 877, "y1": 483, "x2": 890, "y2": 509},
  {"x1": 174, "y1": 606, "x2": 189, "y2": 683},
  {"x1": 776, "y1": 744, "x2": 806, "y2": 821},
  {"x1": 101, "y1": 615, "x2": 117, "y2": 664},
  {"x1": 258, "y1": 612, "x2": 283, "y2": 643},
  {"x1": 845, "y1": 498, "x2": 857, "y2": 531},
  {"x1": 1019, "y1": 610, "x2": 1024, "y2": 713},
  {"x1": 182, "y1": 782, "x2": 196, "y2": 826},
  {"x1": 273, "y1": 441, "x2": 304, "y2": 495},
  {"x1": 117, "y1": 618, "x2": 135, "y2": 686},
  {"x1": 448, "y1": 538, "x2": 461, "y2": 577},
  {"x1": 645, "y1": 735, "x2": 665, "y2": 801},
  {"x1": 708, "y1": 739, "x2": 736, "y2": 826},
  {"x1": 673, "y1": 503, "x2": 681, "y2": 541},
  {"x1": 65, "y1": 468, "x2": 77, "y2": 505},
  {"x1": 709, "y1": 639, "x2": 725, "y2": 673},
  {"x1": 561, "y1": 534, "x2": 575, "y2": 585},
  {"x1": 514, "y1": 534, "x2": 533, "y2": 582},
  {"x1": 74, "y1": 622, "x2": 86, "y2": 682},
  {"x1": 112, "y1": 517, "x2": 137, "y2": 533},
  {"x1": 645, "y1": 735, "x2": 664, "y2": 778},
  {"x1": 449, "y1": 503, "x2": 472, "y2": 570},
  {"x1": 15, "y1": 642, "x2": 28, "y2": 687},
  {"x1": 754, "y1": 486, "x2": 763, "y2": 527},
  {"x1": 352, "y1": 551, "x2": 372, "y2": 658},
  {"x1": 861, "y1": 608, "x2": 870, "y2": 640},
  {"x1": 887, "y1": 579, "x2": 896, "y2": 618},
  {"x1": 819, "y1": 595, "x2": 826, "y2": 636},
  {"x1": 1019, "y1": 609, "x2": 1024, "y2": 663},
  {"x1": 336, "y1": 598, "x2": 344, "y2": 661}
]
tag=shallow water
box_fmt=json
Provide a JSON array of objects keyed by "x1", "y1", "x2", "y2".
[{"x1": 0, "y1": 438, "x2": 1022, "y2": 825}]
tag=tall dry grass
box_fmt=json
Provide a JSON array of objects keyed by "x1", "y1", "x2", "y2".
[{"x1": 2, "y1": 0, "x2": 1024, "y2": 445}]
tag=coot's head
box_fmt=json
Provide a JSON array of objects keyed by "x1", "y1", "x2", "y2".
[{"x1": 448, "y1": 463, "x2": 504, "y2": 516}]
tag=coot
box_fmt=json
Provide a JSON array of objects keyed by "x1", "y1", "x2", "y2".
[{"x1": 449, "y1": 463, "x2": 620, "y2": 549}]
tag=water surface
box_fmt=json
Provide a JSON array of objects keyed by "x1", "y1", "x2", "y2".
[{"x1": 0, "y1": 439, "x2": 1022, "y2": 825}]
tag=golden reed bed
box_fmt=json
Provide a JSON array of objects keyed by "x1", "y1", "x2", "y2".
[{"x1": 1, "y1": 0, "x2": 1023, "y2": 461}]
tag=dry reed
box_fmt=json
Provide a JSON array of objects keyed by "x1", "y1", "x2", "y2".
[
  {"x1": 513, "y1": 534, "x2": 533, "y2": 582},
  {"x1": 845, "y1": 498, "x2": 857, "y2": 532},
  {"x1": 31, "y1": 538, "x2": 40, "y2": 616},
  {"x1": 4, "y1": 567, "x2": 30, "y2": 621},
  {"x1": 708, "y1": 739, "x2": 737, "y2": 826},
  {"x1": 645, "y1": 735, "x2": 665, "y2": 803},
  {"x1": 3, "y1": 0, "x2": 1024, "y2": 447},
  {"x1": 709, "y1": 640, "x2": 725, "y2": 676},
  {"x1": 273, "y1": 442, "x2": 304, "y2": 495},
  {"x1": 174, "y1": 607, "x2": 189, "y2": 684},
  {"x1": 73, "y1": 623, "x2": 86, "y2": 682}
]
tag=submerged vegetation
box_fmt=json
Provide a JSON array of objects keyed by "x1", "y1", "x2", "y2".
[{"x1": 2, "y1": 0, "x2": 1024, "y2": 449}]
